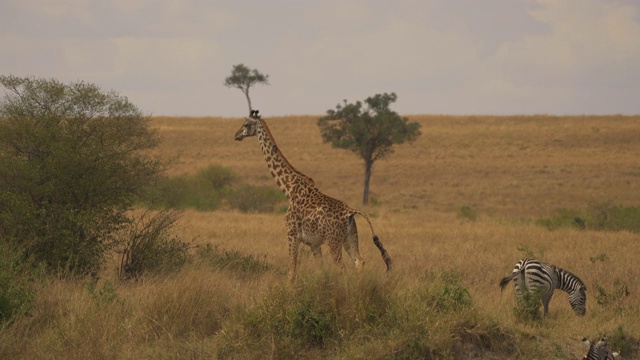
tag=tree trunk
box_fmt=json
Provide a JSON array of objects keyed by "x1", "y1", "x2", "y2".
[
  {"x1": 362, "y1": 159, "x2": 373, "y2": 205},
  {"x1": 243, "y1": 90, "x2": 252, "y2": 114}
]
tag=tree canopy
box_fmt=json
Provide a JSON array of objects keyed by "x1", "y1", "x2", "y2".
[
  {"x1": 224, "y1": 64, "x2": 269, "y2": 114},
  {"x1": 318, "y1": 93, "x2": 421, "y2": 205}
]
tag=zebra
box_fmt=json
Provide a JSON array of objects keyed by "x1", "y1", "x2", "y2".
[
  {"x1": 582, "y1": 337, "x2": 619, "y2": 359},
  {"x1": 499, "y1": 258, "x2": 587, "y2": 316}
]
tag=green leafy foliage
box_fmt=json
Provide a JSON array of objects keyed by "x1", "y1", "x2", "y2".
[
  {"x1": 418, "y1": 270, "x2": 473, "y2": 312},
  {"x1": 318, "y1": 92, "x2": 421, "y2": 204},
  {"x1": 227, "y1": 184, "x2": 286, "y2": 213},
  {"x1": 0, "y1": 241, "x2": 36, "y2": 326},
  {"x1": 0, "y1": 75, "x2": 165, "y2": 276},
  {"x1": 458, "y1": 206, "x2": 477, "y2": 221},
  {"x1": 141, "y1": 165, "x2": 285, "y2": 213},
  {"x1": 595, "y1": 279, "x2": 630, "y2": 308},
  {"x1": 513, "y1": 288, "x2": 543, "y2": 324},
  {"x1": 142, "y1": 165, "x2": 235, "y2": 210}
]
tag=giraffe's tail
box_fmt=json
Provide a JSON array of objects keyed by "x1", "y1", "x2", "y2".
[
  {"x1": 373, "y1": 235, "x2": 392, "y2": 272},
  {"x1": 354, "y1": 210, "x2": 392, "y2": 272}
]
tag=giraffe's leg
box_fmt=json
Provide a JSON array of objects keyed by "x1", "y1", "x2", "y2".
[
  {"x1": 343, "y1": 229, "x2": 364, "y2": 270},
  {"x1": 310, "y1": 244, "x2": 322, "y2": 262},
  {"x1": 288, "y1": 233, "x2": 300, "y2": 283},
  {"x1": 286, "y1": 213, "x2": 300, "y2": 282},
  {"x1": 328, "y1": 239, "x2": 343, "y2": 266}
]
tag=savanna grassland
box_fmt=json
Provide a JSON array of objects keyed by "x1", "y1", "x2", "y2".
[{"x1": 2, "y1": 115, "x2": 639, "y2": 359}]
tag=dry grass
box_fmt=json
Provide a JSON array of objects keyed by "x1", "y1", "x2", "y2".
[{"x1": 2, "y1": 115, "x2": 639, "y2": 359}]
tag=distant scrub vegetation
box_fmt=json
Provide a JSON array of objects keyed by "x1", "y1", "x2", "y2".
[
  {"x1": 141, "y1": 164, "x2": 286, "y2": 213},
  {"x1": 536, "y1": 202, "x2": 640, "y2": 233}
]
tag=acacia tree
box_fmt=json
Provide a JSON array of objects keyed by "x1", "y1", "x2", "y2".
[
  {"x1": 318, "y1": 93, "x2": 421, "y2": 205},
  {"x1": 224, "y1": 64, "x2": 269, "y2": 114},
  {"x1": 0, "y1": 75, "x2": 166, "y2": 275}
]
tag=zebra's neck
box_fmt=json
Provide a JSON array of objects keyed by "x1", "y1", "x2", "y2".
[{"x1": 555, "y1": 267, "x2": 582, "y2": 292}]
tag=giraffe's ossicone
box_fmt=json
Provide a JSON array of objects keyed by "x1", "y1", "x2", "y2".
[{"x1": 234, "y1": 110, "x2": 392, "y2": 282}]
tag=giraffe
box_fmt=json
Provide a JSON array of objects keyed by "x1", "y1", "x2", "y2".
[{"x1": 234, "y1": 110, "x2": 392, "y2": 282}]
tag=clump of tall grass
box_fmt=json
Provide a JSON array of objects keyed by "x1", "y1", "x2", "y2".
[
  {"x1": 216, "y1": 267, "x2": 519, "y2": 359},
  {"x1": 117, "y1": 209, "x2": 190, "y2": 280}
]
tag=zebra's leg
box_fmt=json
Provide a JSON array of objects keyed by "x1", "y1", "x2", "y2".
[{"x1": 542, "y1": 291, "x2": 554, "y2": 316}]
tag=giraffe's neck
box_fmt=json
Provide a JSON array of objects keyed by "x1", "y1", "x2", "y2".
[{"x1": 255, "y1": 119, "x2": 314, "y2": 199}]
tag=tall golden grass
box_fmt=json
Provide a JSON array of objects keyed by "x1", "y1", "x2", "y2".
[{"x1": 1, "y1": 115, "x2": 639, "y2": 359}]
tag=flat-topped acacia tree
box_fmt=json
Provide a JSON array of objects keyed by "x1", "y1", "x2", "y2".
[{"x1": 224, "y1": 64, "x2": 269, "y2": 114}]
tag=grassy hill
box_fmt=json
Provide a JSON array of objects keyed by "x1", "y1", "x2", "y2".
[{"x1": 1, "y1": 115, "x2": 639, "y2": 359}]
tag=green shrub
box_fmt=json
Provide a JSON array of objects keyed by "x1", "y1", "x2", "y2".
[
  {"x1": 0, "y1": 242, "x2": 36, "y2": 326},
  {"x1": 227, "y1": 185, "x2": 286, "y2": 213},
  {"x1": 535, "y1": 208, "x2": 586, "y2": 230},
  {"x1": 589, "y1": 202, "x2": 640, "y2": 232},
  {"x1": 140, "y1": 165, "x2": 286, "y2": 213},
  {"x1": 194, "y1": 165, "x2": 237, "y2": 189},
  {"x1": 535, "y1": 202, "x2": 640, "y2": 233},
  {"x1": 458, "y1": 206, "x2": 477, "y2": 221},
  {"x1": 141, "y1": 165, "x2": 249, "y2": 212},
  {"x1": 513, "y1": 288, "x2": 543, "y2": 324},
  {"x1": 418, "y1": 270, "x2": 473, "y2": 312},
  {"x1": 0, "y1": 76, "x2": 165, "y2": 276},
  {"x1": 595, "y1": 279, "x2": 630, "y2": 308},
  {"x1": 288, "y1": 301, "x2": 337, "y2": 348}
]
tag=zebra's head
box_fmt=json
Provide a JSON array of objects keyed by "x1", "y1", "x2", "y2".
[
  {"x1": 582, "y1": 336, "x2": 619, "y2": 359},
  {"x1": 569, "y1": 284, "x2": 587, "y2": 316}
]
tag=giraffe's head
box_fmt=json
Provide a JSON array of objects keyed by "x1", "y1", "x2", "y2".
[
  {"x1": 235, "y1": 117, "x2": 259, "y2": 141},
  {"x1": 235, "y1": 110, "x2": 261, "y2": 141}
]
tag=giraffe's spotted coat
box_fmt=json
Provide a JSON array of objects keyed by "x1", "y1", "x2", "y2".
[{"x1": 235, "y1": 112, "x2": 392, "y2": 282}]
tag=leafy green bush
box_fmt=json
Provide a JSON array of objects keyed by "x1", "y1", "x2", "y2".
[
  {"x1": 418, "y1": 270, "x2": 473, "y2": 312},
  {"x1": 589, "y1": 202, "x2": 640, "y2": 232},
  {"x1": 0, "y1": 75, "x2": 165, "y2": 276},
  {"x1": 194, "y1": 165, "x2": 237, "y2": 189},
  {"x1": 0, "y1": 241, "x2": 36, "y2": 326},
  {"x1": 535, "y1": 208, "x2": 587, "y2": 230},
  {"x1": 141, "y1": 165, "x2": 287, "y2": 212},
  {"x1": 595, "y1": 279, "x2": 630, "y2": 308},
  {"x1": 513, "y1": 288, "x2": 543, "y2": 324},
  {"x1": 458, "y1": 206, "x2": 477, "y2": 221},
  {"x1": 535, "y1": 202, "x2": 640, "y2": 233},
  {"x1": 227, "y1": 185, "x2": 286, "y2": 213},
  {"x1": 288, "y1": 301, "x2": 337, "y2": 348}
]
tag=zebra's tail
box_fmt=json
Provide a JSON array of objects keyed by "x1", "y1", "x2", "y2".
[
  {"x1": 499, "y1": 269, "x2": 522, "y2": 291},
  {"x1": 353, "y1": 210, "x2": 392, "y2": 272}
]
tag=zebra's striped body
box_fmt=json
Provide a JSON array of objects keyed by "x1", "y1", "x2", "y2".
[
  {"x1": 499, "y1": 258, "x2": 587, "y2": 316},
  {"x1": 582, "y1": 337, "x2": 619, "y2": 359}
]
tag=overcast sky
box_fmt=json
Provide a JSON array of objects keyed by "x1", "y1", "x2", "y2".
[{"x1": 2, "y1": 0, "x2": 639, "y2": 117}]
